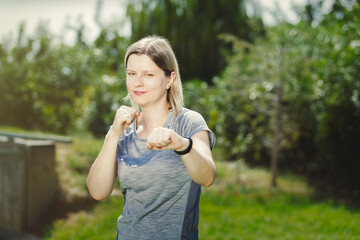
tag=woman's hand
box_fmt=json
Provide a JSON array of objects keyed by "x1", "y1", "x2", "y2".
[
  {"x1": 87, "y1": 106, "x2": 140, "y2": 200},
  {"x1": 146, "y1": 127, "x2": 189, "y2": 151},
  {"x1": 147, "y1": 128, "x2": 215, "y2": 187},
  {"x1": 110, "y1": 106, "x2": 140, "y2": 137}
]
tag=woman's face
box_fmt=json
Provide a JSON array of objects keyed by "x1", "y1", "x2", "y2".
[{"x1": 126, "y1": 54, "x2": 171, "y2": 108}]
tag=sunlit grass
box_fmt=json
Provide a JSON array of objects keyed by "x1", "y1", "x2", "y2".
[
  {"x1": 45, "y1": 188, "x2": 360, "y2": 240},
  {"x1": 200, "y1": 184, "x2": 359, "y2": 239},
  {"x1": 44, "y1": 197, "x2": 122, "y2": 240},
  {"x1": 0, "y1": 125, "x2": 71, "y2": 139},
  {"x1": 55, "y1": 131, "x2": 104, "y2": 200},
  {"x1": 45, "y1": 158, "x2": 360, "y2": 240},
  {"x1": 199, "y1": 161, "x2": 360, "y2": 240},
  {"x1": 2, "y1": 127, "x2": 359, "y2": 239}
]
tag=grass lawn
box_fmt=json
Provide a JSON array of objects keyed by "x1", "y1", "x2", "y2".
[
  {"x1": 44, "y1": 133, "x2": 360, "y2": 240},
  {"x1": 2, "y1": 127, "x2": 358, "y2": 239},
  {"x1": 200, "y1": 186, "x2": 359, "y2": 240},
  {"x1": 45, "y1": 187, "x2": 360, "y2": 240}
]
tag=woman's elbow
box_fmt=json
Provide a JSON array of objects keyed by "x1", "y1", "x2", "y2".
[
  {"x1": 91, "y1": 192, "x2": 108, "y2": 201},
  {"x1": 201, "y1": 168, "x2": 216, "y2": 188},
  {"x1": 86, "y1": 179, "x2": 109, "y2": 201},
  {"x1": 87, "y1": 186, "x2": 109, "y2": 201},
  {"x1": 202, "y1": 180, "x2": 214, "y2": 188}
]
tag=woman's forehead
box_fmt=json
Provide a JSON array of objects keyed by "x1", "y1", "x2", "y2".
[{"x1": 127, "y1": 54, "x2": 159, "y2": 69}]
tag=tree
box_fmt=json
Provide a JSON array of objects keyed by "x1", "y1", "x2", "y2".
[
  {"x1": 0, "y1": 23, "x2": 95, "y2": 133},
  {"x1": 126, "y1": 0, "x2": 265, "y2": 83},
  {"x1": 207, "y1": 2, "x2": 360, "y2": 200}
]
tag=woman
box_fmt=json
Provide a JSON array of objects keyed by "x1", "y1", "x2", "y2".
[{"x1": 86, "y1": 36, "x2": 216, "y2": 240}]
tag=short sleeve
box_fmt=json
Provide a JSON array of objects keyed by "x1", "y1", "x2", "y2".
[{"x1": 175, "y1": 109, "x2": 215, "y2": 150}]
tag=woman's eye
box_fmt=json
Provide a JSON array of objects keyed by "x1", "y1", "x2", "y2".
[
  {"x1": 127, "y1": 72, "x2": 135, "y2": 76},
  {"x1": 145, "y1": 74, "x2": 154, "y2": 77}
]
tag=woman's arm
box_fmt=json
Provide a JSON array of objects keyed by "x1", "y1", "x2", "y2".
[
  {"x1": 175, "y1": 131, "x2": 215, "y2": 187},
  {"x1": 86, "y1": 106, "x2": 139, "y2": 200},
  {"x1": 147, "y1": 129, "x2": 215, "y2": 187},
  {"x1": 86, "y1": 131, "x2": 119, "y2": 200}
]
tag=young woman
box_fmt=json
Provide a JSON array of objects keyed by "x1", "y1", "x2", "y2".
[{"x1": 86, "y1": 36, "x2": 216, "y2": 240}]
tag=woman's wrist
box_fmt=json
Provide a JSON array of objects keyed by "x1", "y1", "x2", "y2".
[
  {"x1": 107, "y1": 126, "x2": 123, "y2": 139},
  {"x1": 174, "y1": 137, "x2": 193, "y2": 155}
]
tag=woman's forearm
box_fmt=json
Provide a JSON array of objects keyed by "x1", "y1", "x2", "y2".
[
  {"x1": 180, "y1": 131, "x2": 216, "y2": 187},
  {"x1": 87, "y1": 107, "x2": 139, "y2": 200},
  {"x1": 86, "y1": 132, "x2": 119, "y2": 200}
]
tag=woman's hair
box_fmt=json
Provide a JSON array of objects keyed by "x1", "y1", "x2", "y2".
[{"x1": 124, "y1": 36, "x2": 184, "y2": 116}]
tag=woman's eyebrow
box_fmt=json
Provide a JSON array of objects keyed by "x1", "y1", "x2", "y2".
[{"x1": 126, "y1": 68, "x2": 157, "y2": 73}]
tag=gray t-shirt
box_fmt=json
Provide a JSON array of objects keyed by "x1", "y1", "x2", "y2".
[{"x1": 116, "y1": 108, "x2": 215, "y2": 240}]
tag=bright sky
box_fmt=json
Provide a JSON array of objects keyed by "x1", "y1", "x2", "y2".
[
  {"x1": 0, "y1": 0, "x2": 129, "y2": 44},
  {"x1": 256, "y1": 0, "x2": 306, "y2": 23},
  {"x1": 0, "y1": 0, "x2": 325, "y2": 44}
]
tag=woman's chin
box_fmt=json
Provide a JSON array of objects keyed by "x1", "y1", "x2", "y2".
[{"x1": 132, "y1": 100, "x2": 147, "y2": 107}]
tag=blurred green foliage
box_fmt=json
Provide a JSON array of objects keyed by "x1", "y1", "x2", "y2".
[
  {"x1": 0, "y1": 23, "x2": 94, "y2": 133},
  {"x1": 194, "y1": 2, "x2": 360, "y2": 202},
  {"x1": 126, "y1": 0, "x2": 265, "y2": 84},
  {"x1": 0, "y1": 22, "x2": 129, "y2": 135},
  {"x1": 0, "y1": 1, "x2": 359, "y2": 202},
  {"x1": 86, "y1": 28, "x2": 129, "y2": 136}
]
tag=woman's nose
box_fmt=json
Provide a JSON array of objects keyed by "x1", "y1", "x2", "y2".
[{"x1": 134, "y1": 75, "x2": 144, "y2": 87}]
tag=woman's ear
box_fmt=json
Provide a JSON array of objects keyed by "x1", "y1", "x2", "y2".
[{"x1": 166, "y1": 71, "x2": 176, "y2": 89}]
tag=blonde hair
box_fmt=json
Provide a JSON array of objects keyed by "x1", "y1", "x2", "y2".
[{"x1": 124, "y1": 36, "x2": 184, "y2": 116}]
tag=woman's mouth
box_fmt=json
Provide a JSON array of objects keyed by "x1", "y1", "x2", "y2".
[{"x1": 134, "y1": 91, "x2": 147, "y2": 96}]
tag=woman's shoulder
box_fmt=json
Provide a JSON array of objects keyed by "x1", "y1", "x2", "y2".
[
  {"x1": 171, "y1": 107, "x2": 207, "y2": 127},
  {"x1": 177, "y1": 107, "x2": 203, "y2": 119}
]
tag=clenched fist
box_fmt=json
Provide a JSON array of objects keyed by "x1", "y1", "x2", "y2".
[
  {"x1": 110, "y1": 106, "x2": 140, "y2": 137},
  {"x1": 146, "y1": 127, "x2": 190, "y2": 152}
]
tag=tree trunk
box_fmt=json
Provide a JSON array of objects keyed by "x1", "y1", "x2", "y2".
[{"x1": 270, "y1": 46, "x2": 284, "y2": 187}]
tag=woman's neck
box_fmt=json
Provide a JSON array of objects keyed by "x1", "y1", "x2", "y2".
[{"x1": 136, "y1": 103, "x2": 170, "y2": 139}]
